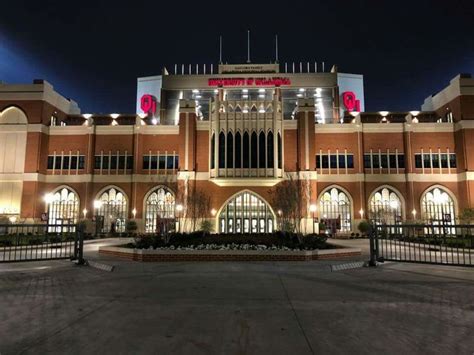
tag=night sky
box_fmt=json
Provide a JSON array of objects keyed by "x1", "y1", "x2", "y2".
[{"x1": 0, "y1": 0, "x2": 472, "y2": 113}]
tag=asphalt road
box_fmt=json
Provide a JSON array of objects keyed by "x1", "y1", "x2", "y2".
[{"x1": 0, "y1": 252, "x2": 473, "y2": 354}]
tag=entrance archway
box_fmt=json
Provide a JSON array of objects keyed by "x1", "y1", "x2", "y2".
[
  {"x1": 144, "y1": 186, "x2": 176, "y2": 233},
  {"x1": 95, "y1": 187, "x2": 128, "y2": 233},
  {"x1": 218, "y1": 191, "x2": 275, "y2": 233}
]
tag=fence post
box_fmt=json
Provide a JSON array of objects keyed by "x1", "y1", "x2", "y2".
[
  {"x1": 76, "y1": 223, "x2": 85, "y2": 265},
  {"x1": 369, "y1": 225, "x2": 377, "y2": 267}
]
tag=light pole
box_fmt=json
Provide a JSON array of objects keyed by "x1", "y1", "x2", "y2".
[
  {"x1": 390, "y1": 200, "x2": 399, "y2": 224},
  {"x1": 277, "y1": 209, "x2": 282, "y2": 231},
  {"x1": 176, "y1": 204, "x2": 183, "y2": 233},
  {"x1": 93, "y1": 200, "x2": 103, "y2": 237},
  {"x1": 309, "y1": 204, "x2": 317, "y2": 234},
  {"x1": 43, "y1": 193, "x2": 54, "y2": 224}
]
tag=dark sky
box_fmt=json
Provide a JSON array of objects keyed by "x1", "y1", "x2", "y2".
[{"x1": 0, "y1": 0, "x2": 473, "y2": 113}]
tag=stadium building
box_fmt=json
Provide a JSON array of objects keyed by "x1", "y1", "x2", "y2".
[{"x1": 0, "y1": 60, "x2": 473, "y2": 234}]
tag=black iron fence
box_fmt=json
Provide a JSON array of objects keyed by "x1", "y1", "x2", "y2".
[
  {"x1": 371, "y1": 224, "x2": 474, "y2": 267},
  {"x1": 0, "y1": 224, "x2": 84, "y2": 263}
]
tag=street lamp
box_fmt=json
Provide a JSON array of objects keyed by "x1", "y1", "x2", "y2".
[
  {"x1": 309, "y1": 204, "x2": 317, "y2": 234},
  {"x1": 390, "y1": 200, "x2": 399, "y2": 225},
  {"x1": 43, "y1": 193, "x2": 54, "y2": 224},
  {"x1": 176, "y1": 204, "x2": 183, "y2": 232},
  {"x1": 93, "y1": 200, "x2": 103, "y2": 237}
]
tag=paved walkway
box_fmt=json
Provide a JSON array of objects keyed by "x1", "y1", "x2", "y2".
[{"x1": 0, "y1": 251, "x2": 473, "y2": 354}]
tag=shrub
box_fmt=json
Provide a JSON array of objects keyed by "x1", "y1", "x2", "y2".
[
  {"x1": 301, "y1": 234, "x2": 328, "y2": 249},
  {"x1": 319, "y1": 222, "x2": 327, "y2": 232},
  {"x1": 357, "y1": 220, "x2": 372, "y2": 235},
  {"x1": 281, "y1": 221, "x2": 295, "y2": 233},
  {"x1": 200, "y1": 220, "x2": 213, "y2": 234},
  {"x1": 28, "y1": 237, "x2": 44, "y2": 245},
  {"x1": 126, "y1": 220, "x2": 138, "y2": 235},
  {"x1": 134, "y1": 235, "x2": 152, "y2": 249}
]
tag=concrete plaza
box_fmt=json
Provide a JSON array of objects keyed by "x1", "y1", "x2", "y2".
[{"x1": 0, "y1": 243, "x2": 473, "y2": 354}]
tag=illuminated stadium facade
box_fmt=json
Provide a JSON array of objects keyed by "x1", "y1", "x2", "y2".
[{"x1": 0, "y1": 61, "x2": 473, "y2": 234}]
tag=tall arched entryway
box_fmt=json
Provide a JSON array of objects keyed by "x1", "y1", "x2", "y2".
[
  {"x1": 46, "y1": 186, "x2": 80, "y2": 225},
  {"x1": 369, "y1": 186, "x2": 404, "y2": 225},
  {"x1": 218, "y1": 191, "x2": 275, "y2": 233},
  {"x1": 318, "y1": 187, "x2": 353, "y2": 232},
  {"x1": 421, "y1": 186, "x2": 456, "y2": 225},
  {"x1": 95, "y1": 187, "x2": 128, "y2": 233},
  {"x1": 144, "y1": 186, "x2": 176, "y2": 233}
]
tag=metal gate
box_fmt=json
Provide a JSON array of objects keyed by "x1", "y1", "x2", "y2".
[
  {"x1": 0, "y1": 224, "x2": 84, "y2": 263},
  {"x1": 371, "y1": 224, "x2": 474, "y2": 267}
]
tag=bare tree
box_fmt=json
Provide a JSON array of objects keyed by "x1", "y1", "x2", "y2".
[
  {"x1": 270, "y1": 173, "x2": 311, "y2": 234},
  {"x1": 182, "y1": 180, "x2": 211, "y2": 232}
]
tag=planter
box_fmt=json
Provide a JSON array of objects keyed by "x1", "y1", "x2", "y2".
[{"x1": 99, "y1": 244, "x2": 362, "y2": 262}]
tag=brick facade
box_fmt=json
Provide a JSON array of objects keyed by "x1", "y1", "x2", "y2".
[{"x1": 1, "y1": 71, "x2": 474, "y2": 233}]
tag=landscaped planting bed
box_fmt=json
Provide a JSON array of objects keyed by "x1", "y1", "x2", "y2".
[{"x1": 99, "y1": 232, "x2": 362, "y2": 262}]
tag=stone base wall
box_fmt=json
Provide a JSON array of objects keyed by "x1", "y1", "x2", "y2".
[{"x1": 99, "y1": 246, "x2": 361, "y2": 262}]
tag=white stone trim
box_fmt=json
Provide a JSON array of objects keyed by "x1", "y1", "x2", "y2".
[
  {"x1": 362, "y1": 123, "x2": 404, "y2": 133},
  {"x1": 49, "y1": 126, "x2": 92, "y2": 135},
  {"x1": 137, "y1": 125, "x2": 179, "y2": 135},
  {"x1": 211, "y1": 178, "x2": 283, "y2": 187},
  {"x1": 315, "y1": 124, "x2": 360, "y2": 134},
  {"x1": 196, "y1": 121, "x2": 210, "y2": 130},
  {"x1": 283, "y1": 120, "x2": 297, "y2": 129},
  {"x1": 406, "y1": 122, "x2": 454, "y2": 133},
  {"x1": 95, "y1": 126, "x2": 135, "y2": 135}
]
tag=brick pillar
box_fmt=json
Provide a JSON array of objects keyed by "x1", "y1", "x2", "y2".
[
  {"x1": 178, "y1": 100, "x2": 197, "y2": 172},
  {"x1": 296, "y1": 98, "x2": 316, "y2": 172}
]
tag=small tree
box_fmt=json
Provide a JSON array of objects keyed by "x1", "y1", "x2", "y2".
[
  {"x1": 126, "y1": 220, "x2": 138, "y2": 235},
  {"x1": 459, "y1": 208, "x2": 474, "y2": 224},
  {"x1": 357, "y1": 220, "x2": 371, "y2": 235},
  {"x1": 270, "y1": 173, "x2": 311, "y2": 234},
  {"x1": 182, "y1": 180, "x2": 211, "y2": 232},
  {"x1": 200, "y1": 220, "x2": 213, "y2": 235}
]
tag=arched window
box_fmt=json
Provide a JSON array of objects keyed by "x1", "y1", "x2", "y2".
[
  {"x1": 259, "y1": 131, "x2": 266, "y2": 168},
  {"x1": 210, "y1": 133, "x2": 215, "y2": 169},
  {"x1": 421, "y1": 187, "x2": 455, "y2": 224},
  {"x1": 227, "y1": 131, "x2": 234, "y2": 168},
  {"x1": 0, "y1": 106, "x2": 28, "y2": 124},
  {"x1": 218, "y1": 191, "x2": 275, "y2": 234},
  {"x1": 277, "y1": 132, "x2": 282, "y2": 169},
  {"x1": 96, "y1": 187, "x2": 128, "y2": 233},
  {"x1": 267, "y1": 131, "x2": 274, "y2": 169},
  {"x1": 145, "y1": 187, "x2": 175, "y2": 233},
  {"x1": 235, "y1": 131, "x2": 242, "y2": 169},
  {"x1": 251, "y1": 132, "x2": 258, "y2": 168},
  {"x1": 218, "y1": 131, "x2": 225, "y2": 169},
  {"x1": 369, "y1": 187, "x2": 402, "y2": 225},
  {"x1": 319, "y1": 187, "x2": 352, "y2": 232},
  {"x1": 243, "y1": 132, "x2": 249, "y2": 168},
  {"x1": 47, "y1": 187, "x2": 79, "y2": 225}
]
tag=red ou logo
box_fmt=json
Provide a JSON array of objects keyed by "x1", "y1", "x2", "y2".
[
  {"x1": 140, "y1": 94, "x2": 157, "y2": 114},
  {"x1": 342, "y1": 92, "x2": 361, "y2": 112}
]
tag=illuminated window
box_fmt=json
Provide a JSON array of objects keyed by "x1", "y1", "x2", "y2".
[
  {"x1": 369, "y1": 187, "x2": 402, "y2": 225},
  {"x1": 47, "y1": 188, "x2": 79, "y2": 225},
  {"x1": 96, "y1": 188, "x2": 128, "y2": 233},
  {"x1": 421, "y1": 187, "x2": 455, "y2": 224},
  {"x1": 218, "y1": 191, "x2": 275, "y2": 234},
  {"x1": 319, "y1": 188, "x2": 352, "y2": 232},
  {"x1": 145, "y1": 187, "x2": 175, "y2": 233}
]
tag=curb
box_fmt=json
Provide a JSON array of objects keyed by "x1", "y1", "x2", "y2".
[
  {"x1": 331, "y1": 261, "x2": 366, "y2": 272},
  {"x1": 86, "y1": 259, "x2": 115, "y2": 272}
]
